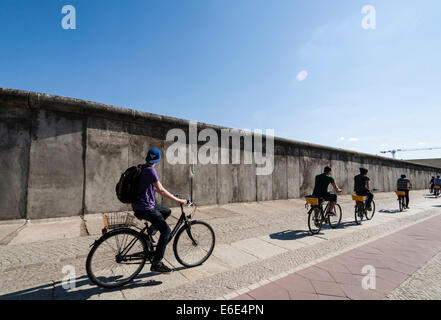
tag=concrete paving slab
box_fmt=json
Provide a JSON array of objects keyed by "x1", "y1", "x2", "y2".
[
  {"x1": 258, "y1": 235, "x2": 307, "y2": 251},
  {"x1": 296, "y1": 235, "x2": 328, "y2": 246},
  {"x1": 212, "y1": 244, "x2": 259, "y2": 268},
  {"x1": 0, "y1": 223, "x2": 24, "y2": 244},
  {"x1": 231, "y1": 237, "x2": 287, "y2": 259},
  {"x1": 54, "y1": 280, "x2": 125, "y2": 300},
  {"x1": 221, "y1": 202, "x2": 271, "y2": 216},
  {"x1": 197, "y1": 207, "x2": 238, "y2": 220},
  {"x1": 83, "y1": 214, "x2": 105, "y2": 235},
  {"x1": 9, "y1": 217, "x2": 83, "y2": 245},
  {"x1": 120, "y1": 268, "x2": 189, "y2": 300},
  {"x1": 177, "y1": 256, "x2": 230, "y2": 282}
]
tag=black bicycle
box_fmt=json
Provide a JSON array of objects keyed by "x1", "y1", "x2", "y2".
[
  {"x1": 86, "y1": 196, "x2": 215, "y2": 288},
  {"x1": 353, "y1": 195, "x2": 376, "y2": 224},
  {"x1": 435, "y1": 186, "x2": 441, "y2": 198},
  {"x1": 305, "y1": 196, "x2": 342, "y2": 235},
  {"x1": 396, "y1": 191, "x2": 407, "y2": 212}
]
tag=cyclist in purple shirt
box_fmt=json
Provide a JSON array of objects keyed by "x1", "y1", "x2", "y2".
[{"x1": 132, "y1": 148, "x2": 187, "y2": 274}]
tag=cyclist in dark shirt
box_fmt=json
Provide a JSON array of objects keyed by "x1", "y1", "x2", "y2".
[
  {"x1": 312, "y1": 166, "x2": 342, "y2": 216},
  {"x1": 397, "y1": 174, "x2": 412, "y2": 209},
  {"x1": 430, "y1": 176, "x2": 435, "y2": 194},
  {"x1": 354, "y1": 168, "x2": 374, "y2": 211},
  {"x1": 132, "y1": 148, "x2": 187, "y2": 274},
  {"x1": 435, "y1": 176, "x2": 441, "y2": 196}
]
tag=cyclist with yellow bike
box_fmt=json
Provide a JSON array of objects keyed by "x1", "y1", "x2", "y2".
[
  {"x1": 396, "y1": 174, "x2": 412, "y2": 209},
  {"x1": 354, "y1": 168, "x2": 374, "y2": 211},
  {"x1": 434, "y1": 175, "x2": 441, "y2": 197},
  {"x1": 312, "y1": 166, "x2": 342, "y2": 216}
]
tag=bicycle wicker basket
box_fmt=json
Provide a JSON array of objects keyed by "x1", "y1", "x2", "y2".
[{"x1": 102, "y1": 212, "x2": 136, "y2": 230}]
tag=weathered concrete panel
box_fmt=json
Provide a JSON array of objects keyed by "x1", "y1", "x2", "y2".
[
  {"x1": 161, "y1": 147, "x2": 190, "y2": 208},
  {"x1": 257, "y1": 173, "x2": 272, "y2": 201},
  {"x1": 128, "y1": 122, "x2": 165, "y2": 203},
  {"x1": 85, "y1": 118, "x2": 129, "y2": 214},
  {"x1": 193, "y1": 162, "x2": 217, "y2": 206},
  {"x1": 215, "y1": 145, "x2": 238, "y2": 205},
  {"x1": 217, "y1": 164, "x2": 238, "y2": 205},
  {"x1": 331, "y1": 153, "x2": 350, "y2": 194},
  {"x1": 0, "y1": 107, "x2": 31, "y2": 219},
  {"x1": 272, "y1": 145, "x2": 288, "y2": 200},
  {"x1": 299, "y1": 148, "x2": 331, "y2": 197},
  {"x1": 27, "y1": 110, "x2": 84, "y2": 218},
  {"x1": 238, "y1": 163, "x2": 256, "y2": 202},
  {"x1": 287, "y1": 146, "x2": 300, "y2": 199}
]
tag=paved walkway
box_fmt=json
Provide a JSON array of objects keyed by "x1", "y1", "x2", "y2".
[
  {"x1": 234, "y1": 213, "x2": 441, "y2": 300},
  {"x1": 1, "y1": 190, "x2": 440, "y2": 300}
]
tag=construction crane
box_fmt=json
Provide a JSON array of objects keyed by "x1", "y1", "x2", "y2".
[{"x1": 380, "y1": 147, "x2": 441, "y2": 159}]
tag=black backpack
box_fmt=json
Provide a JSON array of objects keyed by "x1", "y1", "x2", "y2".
[{"x1": 115, "y1": 164, "x2": 146, "y2": 204}]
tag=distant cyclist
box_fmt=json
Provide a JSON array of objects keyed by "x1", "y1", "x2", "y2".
[
  {"x1": 435, "y1": 176, "x2": 441, "y2": 196},
  {"x1": 132, "y1": 148, "x2": 187, "y2": 274},
  {"x1": 354, "y1": 167, "x2": 374, "y2": 211},
  {"x1": 312, "y1": 166, "x2": 342, "y2": 216},
  {"x1": 430, "y1": 176, "x2": 435, "y2": 194},
  {"x1": 397, "y1": 174, "x2": 413, "y2": 209}
]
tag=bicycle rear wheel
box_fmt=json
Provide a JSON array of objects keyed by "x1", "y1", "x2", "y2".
[
  {"x1": 399, "y1": 197, "x2": 404, "y2": 212},
  {"x1": 365, "y1": 200, "x2": 375, "y2": 220},
  {"x1": 328, "y1": 204, "x2": 342, "y2": 229},
  {"x1": 173, "y1": 221, "x2": 215, "y2": 267},
  {"x1": 354, "y1": 203, "x2": 364, "y2": 225},
  {"x1": 308, "y1": 207, "x2": 323, "y2": 234},
  {"x1": 86, "y1": 228, "x2": 148, "y2": 288}
]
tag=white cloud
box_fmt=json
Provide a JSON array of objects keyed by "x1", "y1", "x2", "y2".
[
  {"x1": 296, "y1": 70, "x2": 308, "y2": 82},
  {"x1": 418, "y1": 142, "x2": 425, "y2": 145},
  {"x1": 349, "y1": 137, "x2": 360, "y2": 142},
  {"x1": 338, "y1": 137, "x2": 345, "y2": 141}
]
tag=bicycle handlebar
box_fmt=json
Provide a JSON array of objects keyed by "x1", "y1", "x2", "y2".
[{"x1": 174, "y1": 194, "x2": 193, "y2": 207}]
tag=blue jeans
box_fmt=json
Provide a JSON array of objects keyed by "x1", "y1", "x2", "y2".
[{"x1": 134, "y1": 204, "x2": 171, "y2": 264}]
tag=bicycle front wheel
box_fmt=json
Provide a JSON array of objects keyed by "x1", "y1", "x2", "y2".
[
  {"x1": 328, "y1": 204, "x2": 342, "y2": 228},
  {"x1": 86, "y1": 228, "x2": 148, "y2": 288},
  {"x1": 308, "y1": 207, "x2": 323, "y2": 234},
  {"x1": 365, "y1": 200, "x2": 376, "y2": 220},
  {"x1": 173, "y1": 221, "x2": 215, "y2": 267}
]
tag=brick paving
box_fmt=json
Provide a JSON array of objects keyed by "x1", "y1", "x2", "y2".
[{"x1": 234, "y1": 213, "x2": 441, "y2": 300}]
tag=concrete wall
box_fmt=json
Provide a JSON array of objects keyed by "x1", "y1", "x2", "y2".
[{"x1": 1, "y1": 87, "x2": 440, "y2": 220}]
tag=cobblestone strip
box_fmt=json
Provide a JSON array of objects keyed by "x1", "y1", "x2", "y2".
[
  {"x1": 0, "y1": 236, "x2": 96, "y2": 271},
  {"x1": 385, "y1": 251, "x2": 441, "y2": 300}
]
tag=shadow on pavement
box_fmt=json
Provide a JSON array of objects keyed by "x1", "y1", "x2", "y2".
[
  {"x1": 270, "y1": 230, "x2": 310, "y2": 241},
  {"x1": 337, "y1": 221, "x2": 360, "y2": 229},
  {"x1": 379, "y1": 209, "x2": 402, "y2": 214},
  {"x1": 269, "y1": 219, "x2": 364, "y2": 240},
  {"x1": 0, "y1": 270, "x2": 166, "y2": 300}
]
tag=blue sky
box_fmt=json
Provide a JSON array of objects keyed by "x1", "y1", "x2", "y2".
[{"x1": 1, "y1": 0, "x2": 440, "y2": 159}]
